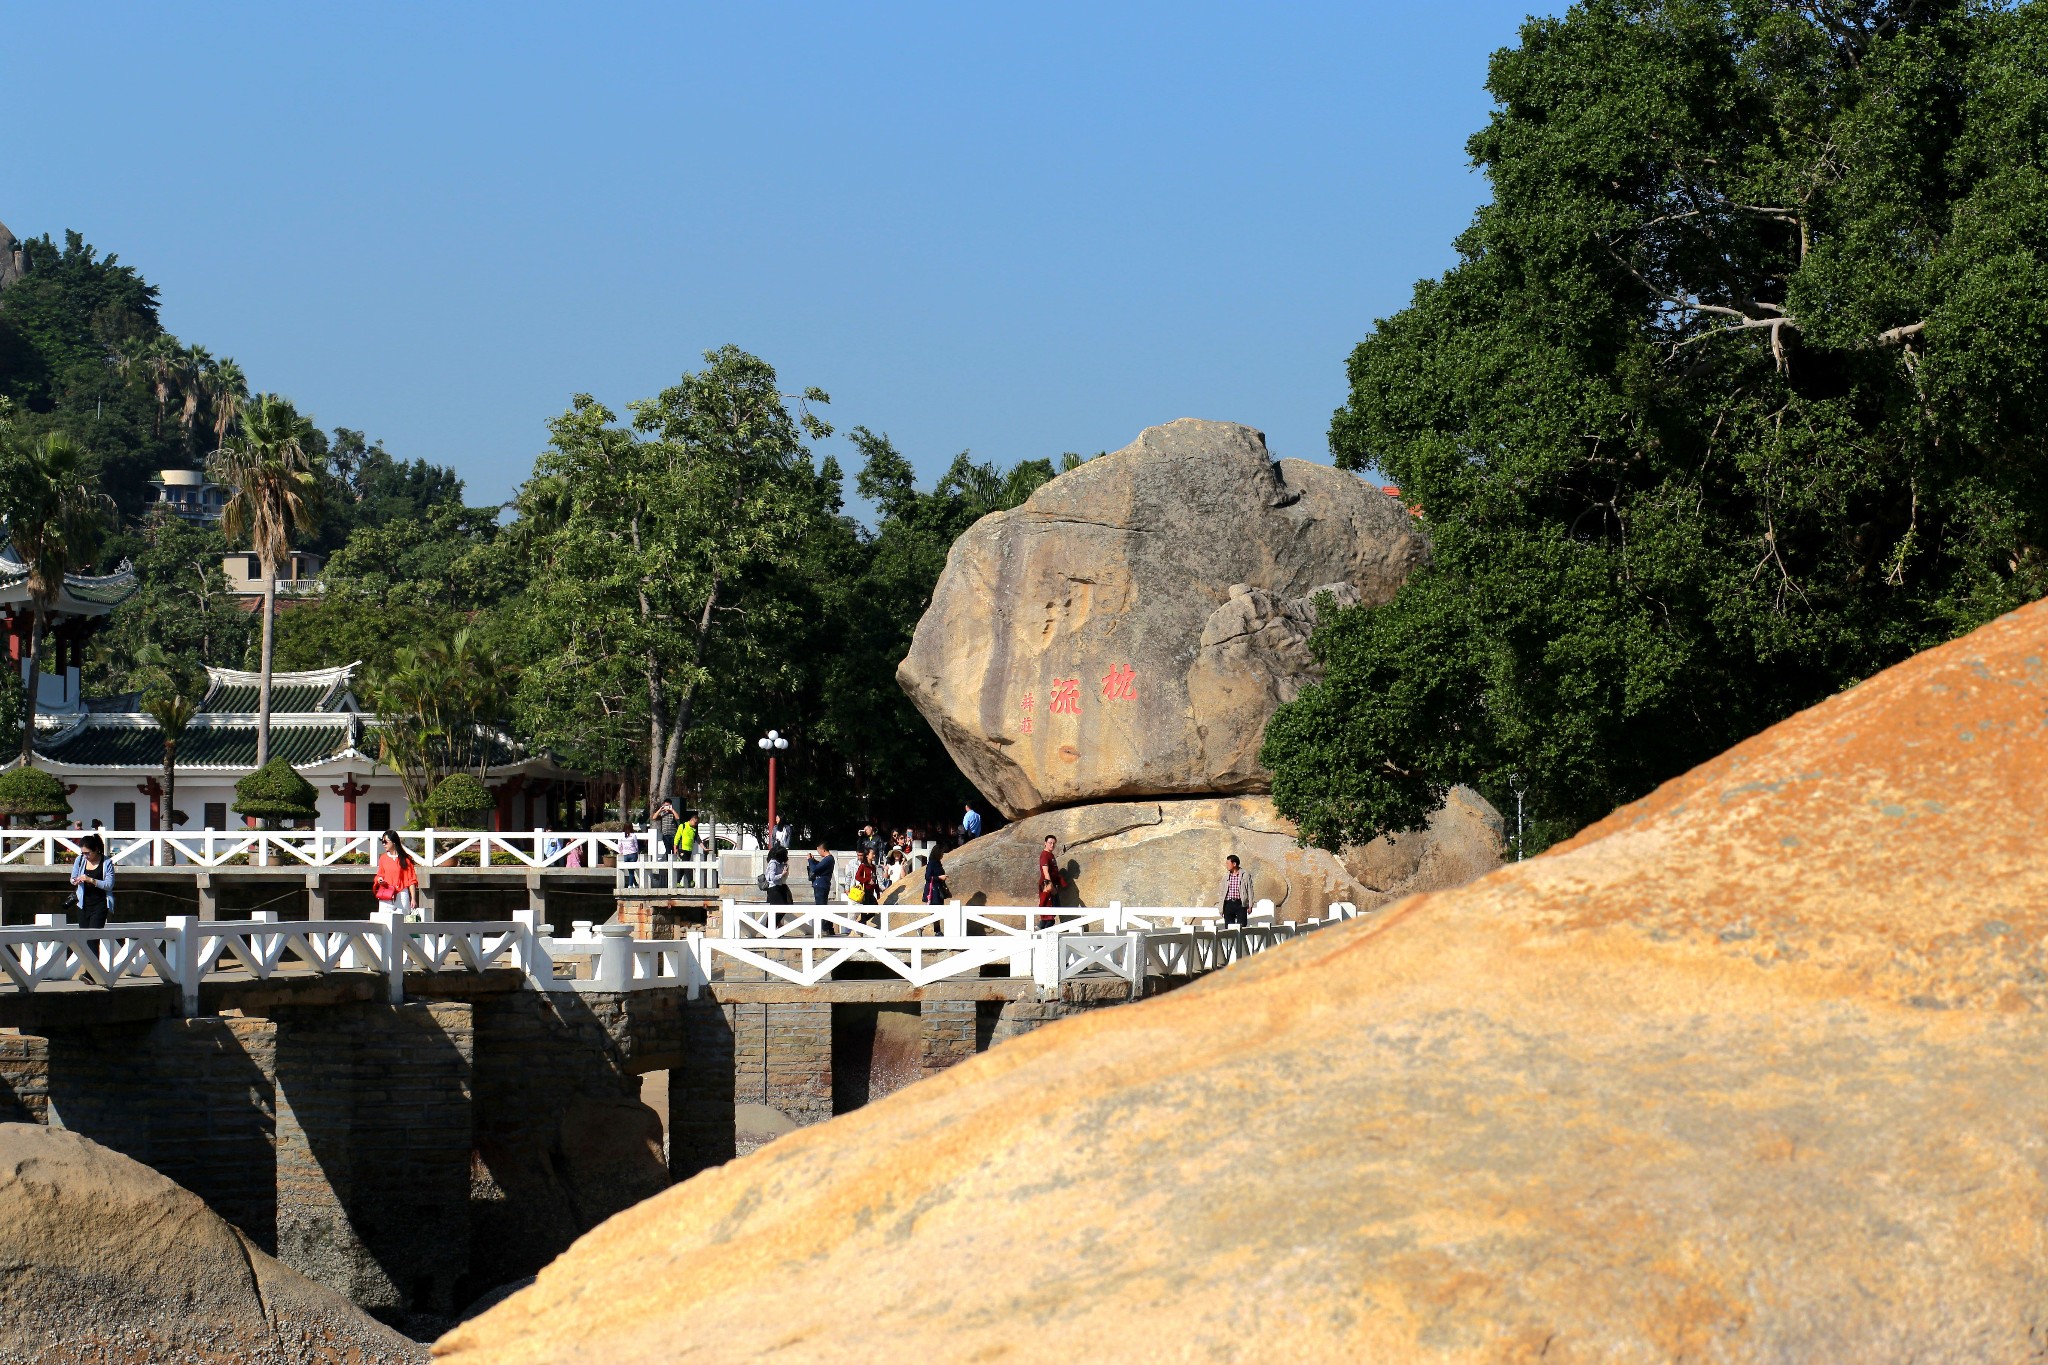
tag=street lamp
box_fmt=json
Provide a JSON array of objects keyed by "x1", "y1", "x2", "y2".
[{"x1": 756, "y1": 729, "x2": 789, "y2": 843}]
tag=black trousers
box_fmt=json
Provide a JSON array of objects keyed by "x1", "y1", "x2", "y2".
[
  {"x1": 766, "y1": 884, "x2": 793, "y2": 905},
  {"x1": 79, "y1": 897, "x2": 109, "y2": 930},
  {"x1": 1222, "y1": 898, "x2": 1247, "y2": 927}
]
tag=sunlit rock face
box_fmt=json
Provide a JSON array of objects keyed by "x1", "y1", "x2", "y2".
[
  {"x1": 442, "y1": 600, "x2": 2048, "y2": 1363},
  {"x1": 897, "y1": 418, "x2": 1427, "y2": 819}
]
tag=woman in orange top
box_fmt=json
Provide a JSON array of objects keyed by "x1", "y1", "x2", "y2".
[{"x1": 372, "y1": 829, "x2": 419, "y2": 917}]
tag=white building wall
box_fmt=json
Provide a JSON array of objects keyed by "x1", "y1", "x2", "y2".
[{"x1": 57, "y1": 772, "x2": 415, "y2": 832}]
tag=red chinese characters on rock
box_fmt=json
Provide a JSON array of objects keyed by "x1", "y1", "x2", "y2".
[
  {"x1": 1049, "y1": 678, "x2": 1082, "y2": 715},
  {"x1": 1019, "y1": 691, "x2": 1036, "y2": 734},
  {"x1": 1100, "y1": 663, "x2": 1136, "y2": 701}
]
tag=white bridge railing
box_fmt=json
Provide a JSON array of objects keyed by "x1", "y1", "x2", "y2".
[
  {"x1": 0, "y1": 910, "x2": 544, "y2": 1013},
  {"x1": 560, "y1": 898, "x2": 1357, "y2": 998},
  {"x1": 0, "y1": 829, "x2": 718, "y2": 881},
  {"x1": 0, "y1": 898, "x2": 1359, "y2": 1011}
]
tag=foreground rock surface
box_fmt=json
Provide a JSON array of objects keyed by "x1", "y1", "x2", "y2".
[
  {"x1": 0, "y1": 1124, "x2": 425, "y2": 1364},
  {"x1": 885, "y1": 791, "x2": 1501, "y2": 917},
  {"x1": 442, "y1": 602, "x2": 2048, "y2": 1362},
  {"x1": 897, "y1": 418, "x2": 1426, "y2": 817}
]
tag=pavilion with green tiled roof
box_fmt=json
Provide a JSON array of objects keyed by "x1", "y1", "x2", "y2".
[{"x1": 27, "y1": 662, "x2": 577, "y2": 834}]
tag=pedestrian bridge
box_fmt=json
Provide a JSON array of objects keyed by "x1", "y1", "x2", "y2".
[
  {"x1": 0, "y1": 898, "x2": 1356, "y2": 1011},
  {"x1": 0, "y1": 894, "x2": 1360, "y2": 1321}
]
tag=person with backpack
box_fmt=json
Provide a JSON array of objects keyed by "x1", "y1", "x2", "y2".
[{"x1": 678, "y1": 813, "x2": 702, "y2": 888}]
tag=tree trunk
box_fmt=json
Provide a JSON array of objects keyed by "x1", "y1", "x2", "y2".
[
  {"x1": 653, "y1": 578, "x2": 721, "y2": 800},
  {"x1": 18, "y1": 609, "x2": 42, "y2": 766},
  {"x1": 257, "y1": 561, "x2": 277, "y2": 768}
]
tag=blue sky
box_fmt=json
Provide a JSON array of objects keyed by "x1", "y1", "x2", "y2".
[{"x1": 5, "y1": 2, "x2": 1549, "y2": 508}]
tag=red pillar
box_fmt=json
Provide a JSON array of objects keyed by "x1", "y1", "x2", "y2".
[
  {"x1": 329, "y1": 772, "x2": 370, "y2": 831},
  {"x1": 136, "y1": 777, "x2": 163, "y2": 832}
]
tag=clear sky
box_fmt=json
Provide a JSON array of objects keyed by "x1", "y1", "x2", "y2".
[{"x1": 5, "y1": 2, "x2": 1549, "y2": 508}]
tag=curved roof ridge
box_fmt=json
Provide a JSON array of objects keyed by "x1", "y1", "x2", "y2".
[{"x1": 203, "y1": 661, "x2": 360, "y2": 688}]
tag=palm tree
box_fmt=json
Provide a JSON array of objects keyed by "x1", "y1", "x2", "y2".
[
  {"x1": 208, "y1": 358, "x2": 248, "y2": 449},
  {"x1": 133, "y1": 643, "x2": 199, "y2": 841},
  {"x1": 176, "y1": 346, "x2": 213, "y2": 455},
  {"x1": 138, "y1": 336, "x2": 181, "y2": 437},
  {"x1": 1, "y1": 434, "x2": 112, "y2": 763},
  {"x1": 207, "y1": 394, "x2": 320, "y2": 768}
]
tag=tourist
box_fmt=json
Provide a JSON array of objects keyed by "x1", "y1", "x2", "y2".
[
  {"x1": 858, "y1": 822, "x2": 884, "y2": 866},
  {"x1": 883, "y1": 838, "x2": 909, "y2": 888},
  {"x1": 1036, "y1": 834, "x2": 1065, "y2": 928},
  {"x1": 762, "y1": 842, "x2": 792, "y2": 910},
  {"x1": 620, "y1": 823, "x2": 641, "y2": 889},
  {"x1": 853, "y1": 848, "x2": 879, "y2": 902},
  {"x1": 1218, "y1": 854, "x2": 1251, "y2": 927},
  {"x1": 772, "y1": 817, "x2": 794, "y2": 851},
  {"x1": 806, "y1": 843, "x2": 836, "y2": 906},
  {"x1": 69, "y1": 833, "x2": 114, "y2": 930},
  {"x1": 652, "y1": 799, "x2": 679, "y2": 889},
  {"x1": 962, "y1": 803, "x2": 983, "y2": 840},
  {"x1": 373, "y1": 830, "x2": 420, "y2": 920},
  {"x1": 676, "y1": 811, "x2": 701, "y2": 888},
  {"x1": 922, "y1": 836, "x2": 951, "y2": 905}
]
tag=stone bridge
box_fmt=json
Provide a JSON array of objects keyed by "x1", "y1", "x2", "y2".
[{"x1": 0, "y1": 901, "x2": 1344, "y2": 1322}]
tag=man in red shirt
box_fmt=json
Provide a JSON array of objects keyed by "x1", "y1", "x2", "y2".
[{"x1": 1036, "y1": 835, "x2": 1065, "y2": 929}]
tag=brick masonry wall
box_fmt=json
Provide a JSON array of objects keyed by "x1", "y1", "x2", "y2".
[
  {"x1": 463, "y1": 990, "x2": 670, "y2": 1304},
  {"x1": 269, "y1": 1001, "x2": 475, "y2": 1316},
  {"x1": 0, "y1": 1031, "x2": 48, "y2": 1124}
]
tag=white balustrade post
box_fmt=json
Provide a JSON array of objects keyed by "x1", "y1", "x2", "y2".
[
  {"x1": 373, "y1": 908, "x2": 405, "y2": 1004},
  {"x1": 1032, "y1": 932, "x2": 1062, "y2": 994},
  {"x1": 944, "y1": 899, "x2": 965, "y2": 938},
  {"x1": 513, "y1": 908, "x2": 553, "y2": 989},
  {"x1": 166, "y1": 915, "x2": 201, "y2": 1016},
  {"x1": 723, "y1": 898, "x2": 744, "y2": 940},
  {"x1": 596, "y1": 923, "x2": 633, "y2": 991},
  {"x1": 1124, "y1": 930, "x2": 1146, "y2": 999},
  {"x1": 684, "y1": 928, "x2": 707, "y2": 1000},
  {"x1": 1106, "y1": 900, "x2": 1124, "y2": 932}
]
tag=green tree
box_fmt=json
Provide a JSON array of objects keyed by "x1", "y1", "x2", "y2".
[
  {"x1": 89, "y1": 509, "x2": 256, "y2": 695},
  {"x1": 132, "y1": 642, "x2": 201, "y2": 832},
  {"x1": 208, "y1": 394, "x2": 321, "y2": 768},
  {"x1": 0, "y1": 432, "x2": 112, "y2": 762},
  {"x1": 514, "y1": 347, "x2": 837, "y2": 803},
  {"x1": 1264, "y1": 0, "x2": 2048, "y2": 853}
]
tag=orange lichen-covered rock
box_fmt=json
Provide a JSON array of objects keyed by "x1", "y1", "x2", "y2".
[{"x1": 439, "y1": 602, "x2": 2048, "y2": 1363}]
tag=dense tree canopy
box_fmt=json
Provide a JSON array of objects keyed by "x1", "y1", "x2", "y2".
[{"x1": 1264, "y1": 0, "x2": 2048, "y2": 853}]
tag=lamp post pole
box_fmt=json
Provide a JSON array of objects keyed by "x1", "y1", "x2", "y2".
[{"x1": 757, "y1": 729, "x2": 790, "y2": 841}]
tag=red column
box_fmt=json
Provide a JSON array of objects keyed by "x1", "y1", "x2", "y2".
[
  {"x1": 329, "y1": 773, "x2": 370, "y2": 831},
  {"x1": 136, "y1": 777, "x2": 163, "y2": 832}
]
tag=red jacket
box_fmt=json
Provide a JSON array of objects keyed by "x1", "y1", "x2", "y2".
[{"x1": 373, "y1": 852, "x2": 419, "y2": 902}]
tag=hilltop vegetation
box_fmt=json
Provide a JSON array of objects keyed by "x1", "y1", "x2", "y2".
[{"x1": 1265, "y1": 0, "x2": 2048, "y2": 853}]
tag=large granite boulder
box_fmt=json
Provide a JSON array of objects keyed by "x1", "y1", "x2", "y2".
[
  {"x1": 0, "y1": 1124, "x2": 424, "y2": 1363},
  {"x1": 882, "y1": 790, "x2": 1502, "y2": 918},
  {"x1": 441, "y1": 601, "x2": 2048, "y2": 1363},
  {"x1": 897, "y1": 419, "x2": 1427, "y2": 817}
]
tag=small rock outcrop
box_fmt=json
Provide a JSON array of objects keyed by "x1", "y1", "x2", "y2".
[
  {"x1": 889, "y1": 792, "x2": 1502, "y2": 918},
  {"x1": 440, "y1": 599, "x2": 2048, "y2": 1363},
  {"x1": 0, "y1": 1124, "x2": 425, "y2": 1364},
  {"x1": 898, "y1": 419, "x2": 1427, "y2": 818}
]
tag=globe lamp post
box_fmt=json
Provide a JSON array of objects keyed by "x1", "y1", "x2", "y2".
[{"x1": 757, "y1": 730, "x2": 790, "y2": 843}]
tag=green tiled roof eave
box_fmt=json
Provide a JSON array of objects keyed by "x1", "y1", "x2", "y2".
[
  {"x1": 199, "y1": 683, "x2": 338, "y2": 714},
  {"x1": 38, "y1": 721, "x2": 355, "y2": 769}
]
